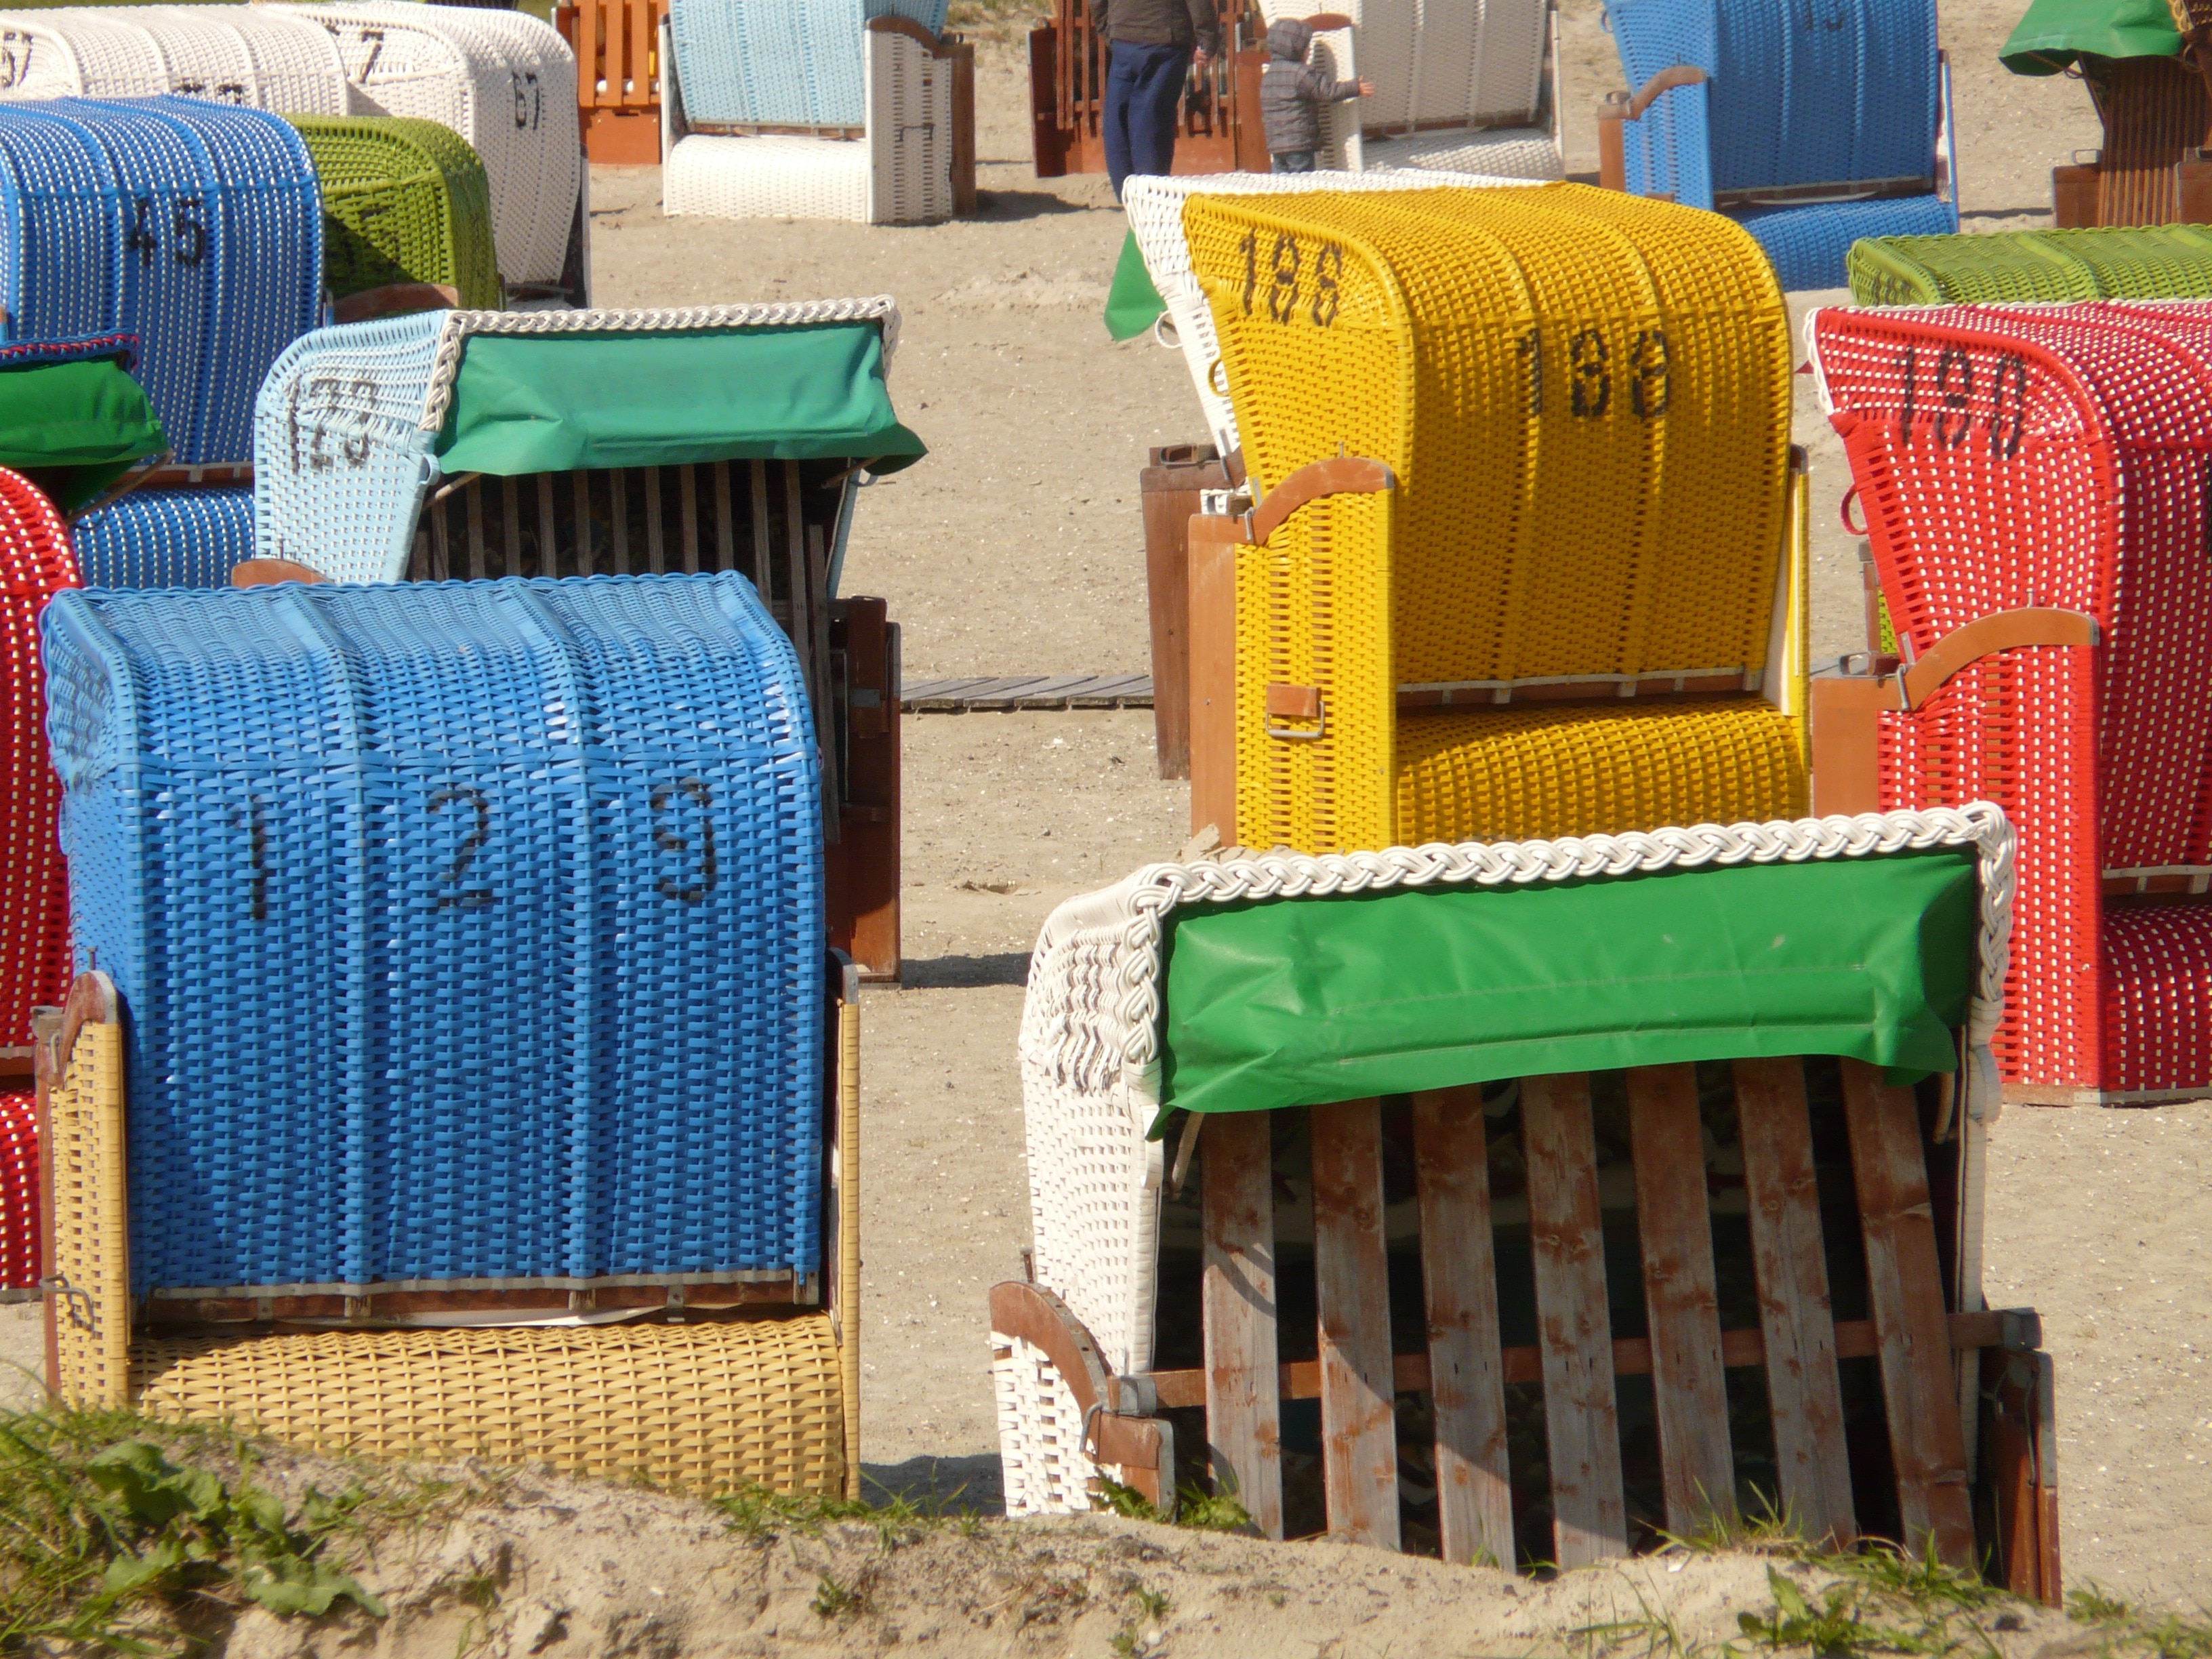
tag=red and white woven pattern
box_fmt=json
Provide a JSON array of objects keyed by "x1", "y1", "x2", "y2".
[
  {"x1": 0, "y1": 1090, "x2": 37, "y2": 1294},
  {"x1": 1813, "y1": 299, "x2": 2212, "y2": 1097},
  {"x1": 0, "y1": 468, "x2": 77, "y2": 1051}
]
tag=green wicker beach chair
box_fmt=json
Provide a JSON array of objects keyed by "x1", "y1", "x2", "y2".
[
  {"x1": 288, "y1": 115, "x2": 503, "y2": 312},
  {"x1": 1849, "y1": 224, "x2": 2212, "y2": 305}
]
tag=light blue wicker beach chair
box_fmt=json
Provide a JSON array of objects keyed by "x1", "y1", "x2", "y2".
[
  {"x1": 0, "y1": 96, "x2": 322, "y2": 466},
  {"x1": 1597, "y1": 0, "x2": 1957, "y2": 290},
  {"x1": 668, "y1": 0, "x2": 947, "y2": 128}
]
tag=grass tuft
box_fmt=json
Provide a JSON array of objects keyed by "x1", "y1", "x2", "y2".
[
  {"x1": 1093, "y1": 1477, "x2": 1255, "y2": 1534},
  {"x1": 0, "y1": 1406, "x2": 390, "y2": 1653}
]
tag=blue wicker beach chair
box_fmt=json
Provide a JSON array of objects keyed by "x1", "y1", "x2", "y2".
[
  {"x1": 39, "y1": 576, "x2": 862, "y2": 1495},
  {"x1": 668, "y1": 0, "x2": 946, "y2": 128},
  {"x1": 0, "y1": 96, "x2": 321, "y2": 466},
  {"x1": 1597, "y1": 0, "x2": 1957, "y2": 290}
]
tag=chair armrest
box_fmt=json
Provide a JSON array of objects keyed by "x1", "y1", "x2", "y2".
[{"x1": 1597, "y1": 66, "x2": 1707, "y2": 192}]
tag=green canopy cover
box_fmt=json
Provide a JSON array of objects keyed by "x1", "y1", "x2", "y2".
[
  {"x1": 1155, "y1": 849, "x2": 1975, "y2": 1126},
  {"x1": 2002, "y1": 0, "x2": 2183, "y2": 74},
  {"x1": 434, "y1": 321, "x2": 928, "y2": 476},
  {"x1": 1105, "y1": 230, "x2": 1169, "y2": 342}
]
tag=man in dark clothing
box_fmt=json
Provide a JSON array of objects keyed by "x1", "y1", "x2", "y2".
[
  {"x1": 1094, "y1": 0, "x2": 1218, "y2": 197},
  {"x1": 1258, "y1": 16, "x2": 1370, "y2": 172}
]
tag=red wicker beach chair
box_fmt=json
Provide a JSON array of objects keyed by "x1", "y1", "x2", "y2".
[{"x1": 1809, "y1": 299, "x2": 2212, "y2": 1104}]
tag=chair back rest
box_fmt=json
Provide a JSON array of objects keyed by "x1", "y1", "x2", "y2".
[
  {"x1": 0, "y1": 5, "x2": 348, "y2": 111},
  {"x1": 43, "y1": 573, "x2": 827, "y2": 1296},
  {"x1": 0, "y1": 467, "x2": 74, "y2": 1048},
  {"x1": 288, "y1": 114, "x2": 504, "y2": 311},
  {"x1": 668, "y1": 0, "x2": 947, "y2": 129},
  {"x1": 1182, "y1": 182, "x2": 1790, "y2": 689},
  {"x1": 1608, "y1": 0, "x2": 1938, "y2": 194},
  {"x1": 1811, "y1": 301, "x2": 2212, "y2": 872},
  {"x1": 1261, "y1": 0, "x2": 1547, "y2": 135},
  {"x1": 1124, "y1": 169, "x2": 1540, "y2": 459},
  {"x1": 0, "y1": 96, "x2": 322, "y2": 465}
]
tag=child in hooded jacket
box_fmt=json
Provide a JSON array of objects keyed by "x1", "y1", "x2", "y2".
[{"x1": 1259, "y1": 18, "x2": 1372, "y2": 172}]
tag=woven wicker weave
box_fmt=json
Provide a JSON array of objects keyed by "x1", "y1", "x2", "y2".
[
  {"x1": 68, "y1": 486, "x2": 255, "y2": 590},
  {"x1": 270, "y1": 3, "x2": 581, "y2": 289},
  {"x1": 1123, "y1": 171, "x2": 1542, "y2": 460},
  {"x1": 45, "y1": 983, "x2": 863, "y2": 1496},
  {"x1": 668, "y1": 0, "x2": 945, "y2": 127},
  {"x1": 43, "y1": 575, "x2": 825, "y2": 1295},
  {"x1": 289, "y1": 115, "x2": 503, "y2": 310},
  {"x1": 663, "y1": 22, "x2": 955, "y2": 224},
  {"x1": 1847, "y1": 226, "x2": 2212, "y2": 306},
  {"x1": 0, "y1": 467, "x2": 73, "y2": 1050},
  {"x1": 1811, "y1": 299, "x2": 2212, "y2": 1099},
  {"x1": 0, "y1": 96, "x2": 322, "y2": 466},
  {"x1": 1605, "y1": 0, "x2": 1957, "y2": 289},
  {"x1": 0, "y1": 5, "x2": 349, "y2": 110},
  {"x1": 1183, "y1": 182, "x2": 1805, "y2": 853},
  {"x1": 0, "y1": 1090, "x2": 35, "y2": 1296}
]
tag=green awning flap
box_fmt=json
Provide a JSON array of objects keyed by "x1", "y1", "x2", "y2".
[
  {"x1": 2002, "y1": 0, "x2": 2182, "y2": 74},
  {"x1": 1155, "y1": 849, "x2": 1977, "y2": 1128},
  {"x1": 0, "y1": 356, "x2": 166, "y2": 512},
  {"x1": 434, "y1": 322, "x2": 927, "y2": 476},
  {"x1": 1105, "y1": 230, "x2": 1168, "y2": 342}
]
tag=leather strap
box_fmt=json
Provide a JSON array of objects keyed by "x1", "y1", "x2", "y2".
[
  {"x1": 1248, "y1": 455, "x2": 1395, "y2": 545},
  {"x1": 1900, "y1": 607, "x2": 2100, "y2": 711}
]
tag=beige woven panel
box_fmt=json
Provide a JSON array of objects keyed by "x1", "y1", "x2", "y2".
[
  {"x1": 47, "y1": 1017, "x2": 130, "y2": 1410},
  {"x1": 134, "y1": 1317, "x2": 846, "y2": 1496}
]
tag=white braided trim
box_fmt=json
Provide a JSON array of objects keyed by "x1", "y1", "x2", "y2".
[
  {"x1": 417, "y1": 297, "x2": 903, "y2": 430},
  {"x1": 1025, "y1": 804, "x2": 2015, "y2": 1109}
]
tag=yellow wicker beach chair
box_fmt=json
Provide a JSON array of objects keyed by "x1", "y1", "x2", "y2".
[
  {"x1": 41, "y1": 968, "x2": 863, "y2": 1499},
  {"x1": 288, "y1": 115, "x2": 504, "y2": 313},
  {"x1": 1181, "y1": 182, "x2": 1808, "y2": 855}
]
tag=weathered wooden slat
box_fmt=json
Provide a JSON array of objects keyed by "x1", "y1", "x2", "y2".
[
  {"x1": 1839, "y1": 1058, "x2": 1976, "y2": 1568},
  {"x1": 501, "y1": 474, "x2": 522, "y2": 573},
  {"x1": 712, "y1": 462, "x2": 736, "y2": 575},
  {"x1": 1309, "y1": 1097, "x2": 1399, "y2": 1551},
  {"x1": 1201, "y1": 1111, "x2": 1284, "y2": 1539},
  {"x1": 644, "y1": 465, "x2": 665, "y2": 574},
  {"x1": 465, "y1": 480, "x2": 487, "y2": 581},
  {"x1": 609, "y1": 467, "x2": 630, "y2": 573},
  {"x1": 1628, "y1": 1063, "x2": 1736, "y2": 1534},
  {"x1": 1145, "y1": 1308, "x2": 2022, "y2": 1410},
  {"x1": 1733, "y1": 1057, "x2": 1857, "y2": 1546},
  {"x1": 1411, "y1": 1085, "x2": 1513, "y2": 1568},
  {"x1": 572, "y1": 470, "x2": 593, "y2": 577},
  {"x1": 784, "y1": 464, "x2": 814, "y2": 702},
  {"x1": 678, "y1": 464, "x2": 699, "y2": 575},
  {"x1": 749, "y1": 459, "x2": 772, "y2": 596},
  {"x1": 536, "y1": 473, "x2": 557, "y2": 574},
  {"x1": 1522, "y1": 1073, "x2": 1628, "y2": 1566}
]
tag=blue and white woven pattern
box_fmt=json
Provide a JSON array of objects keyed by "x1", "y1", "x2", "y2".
[
  {"x1": 670, "y1": 0, "x2": 947, "y2": 127},
  {"x1": 0, "y1": 96, "x2": 321, "y2": 465},
  {"x1": 1605, "y1": 0, "x2": 1957, "y2": 289},
  {"x1": 253, "y1": 299, "x2": 903, "y2": 584},
  {"x1": 68, "y1": 487, "x2": 255, "y2": 590},
  {"x1": 43, "y1": 573, "x2": 826, "y2": 1296}
]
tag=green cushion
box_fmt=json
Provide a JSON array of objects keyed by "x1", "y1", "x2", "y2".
[{"x1": 0, "y1": 356, "x2": 165, "y2": 511}]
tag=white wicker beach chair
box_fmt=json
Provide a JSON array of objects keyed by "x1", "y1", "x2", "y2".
[
  {"x1": 1258, "y1": 0, "x2": 1563, "y2": 178},
  {"x1": 270, "y1": 3, "x2": 582, "y2": 293},
  {"x1": 1119, "y1": 169, "x2": 1540, "y2": 459},
  {"x1": 0, "y1": 5, "x2": 348, "y2": 111},
  {"x1": 661, "y1": 15, "x2": 958, "y2": 224},
  {"x1": 994, "y1": 807, "x2": 2049, "y2": 1578}
]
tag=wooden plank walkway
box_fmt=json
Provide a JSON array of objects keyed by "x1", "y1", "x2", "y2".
[{"x1": 901, "y1": 674, "x2": 1153, "y2": 711}]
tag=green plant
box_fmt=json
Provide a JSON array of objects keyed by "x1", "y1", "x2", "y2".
[
  {"x1": 1736, "y1": 1565, "x2": 1884, "y2": 1655},
  {"x1": 2066, "y1": 1586, "x2": 2212, "y2": 1659},
  {"x1": 1134, "y1": 1585, "x2": 1170, "y2": 1620},
  {"x1": 811, "y1": 1574, "x2": 860, "y2": 1619},
  {"x1": 1091, "y1": 1478, "x2": 1254, "y2": 1534},
  {"x1": 0, "y1": 1410, "x2": 386, "y2": 1653},
  {"x1": 714, "y1": 1481, "x2": 933, "y2": 1550}
]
